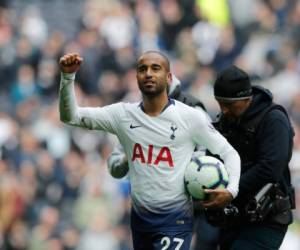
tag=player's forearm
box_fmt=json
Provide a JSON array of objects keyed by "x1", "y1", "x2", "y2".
[
  {"x1": 219, "y1": 146, "x2": 241, "y2": 198},
  {"x1": 59, "y1": 72, "x2": 81, "y2": 125}
]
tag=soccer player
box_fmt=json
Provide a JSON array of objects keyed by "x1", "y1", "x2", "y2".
[
  {"x1": 58, "y1": 51, "x2": 241, "y2": 250},
  {"x1": 107, "y1": 74, "x2": 209, "y2": 179},
  {"x1": 107, "y1": 75, "x2": 221, "y2": 250}
]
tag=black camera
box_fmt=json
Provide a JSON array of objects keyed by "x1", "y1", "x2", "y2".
[
  {"x1": 245, "y1": 183, "x2": 294, "y2": 224},
  {"x1": 205, "y1": 183, "x2": 294, "y2": 227},
  {"x1": 205, "y1": 204, "x2": 240, "y2": 228},
  {"x1": 245, "y1": 183, "x2": 275, "y2": 223}
]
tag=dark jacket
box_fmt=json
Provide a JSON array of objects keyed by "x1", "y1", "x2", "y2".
[
  {"x1": 215, "y1": 86, "x2": 294, "y2": 211},
  {"x1": 169, "y1": 85, "x2": 207, "y2": 111}
]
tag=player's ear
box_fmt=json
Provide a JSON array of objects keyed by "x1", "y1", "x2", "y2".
[{"x1": 167, "y1": 72, "x2": 172, "y2": 85}]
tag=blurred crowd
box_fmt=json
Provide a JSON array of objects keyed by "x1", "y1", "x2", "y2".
[{"x1": 0, "y1": 0, "x2": 300, "y2": 249}]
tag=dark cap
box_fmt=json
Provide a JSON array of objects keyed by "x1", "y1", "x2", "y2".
[{"x1": 214, "y1": 65, "x2": 252, "y2": 101}]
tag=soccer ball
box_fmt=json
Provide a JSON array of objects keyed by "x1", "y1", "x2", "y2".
[{"x1": 184, "y1": 155, "x2": 229, "y2": 200}]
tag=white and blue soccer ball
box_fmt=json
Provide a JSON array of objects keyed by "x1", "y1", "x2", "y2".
[{"x1": 184, "y1": 155, "x2": 229, "y2": 200}]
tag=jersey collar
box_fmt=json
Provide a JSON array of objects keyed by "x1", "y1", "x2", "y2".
[{"x1": 139, "y1": 98, "x2": 175, "y2": 114}]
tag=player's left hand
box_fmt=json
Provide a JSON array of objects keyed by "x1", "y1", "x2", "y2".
[{"x1": 200, "y1": 188, "x2": 233, "y2": 209}]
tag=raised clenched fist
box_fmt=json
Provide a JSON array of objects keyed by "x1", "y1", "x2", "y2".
[{"x1": 59, "y1": 53, "x2": 83, "y2": 73}]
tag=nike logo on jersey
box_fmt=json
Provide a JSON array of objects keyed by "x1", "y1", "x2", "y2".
[{"x1": 130, "y1": 124, "x2": 142, "y2": 129}]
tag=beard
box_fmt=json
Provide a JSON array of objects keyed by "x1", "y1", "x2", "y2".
[{"x1": 138, "y1": 81, "x2": 167, "y2": 97}]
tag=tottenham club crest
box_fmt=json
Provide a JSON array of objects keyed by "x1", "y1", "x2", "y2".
[{"x1": 170, "y1": 123, "x2": 178, "y2": 140}]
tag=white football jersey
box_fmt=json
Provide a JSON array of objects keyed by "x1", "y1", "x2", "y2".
[{"x1": 59, "y1": 73, "x2": 240, "y2": 231}]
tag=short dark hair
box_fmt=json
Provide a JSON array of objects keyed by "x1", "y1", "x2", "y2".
[{"x1": 140, "y1": 50, "x2": 170, "y2": 71}]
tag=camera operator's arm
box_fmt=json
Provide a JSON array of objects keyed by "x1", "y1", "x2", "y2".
[{"x1": 238, "y1": 110, "x2": 292, "y2": 197}]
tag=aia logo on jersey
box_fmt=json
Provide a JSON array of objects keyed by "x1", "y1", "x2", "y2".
[
  {"x1": 131, "y1": 143, "x2": 174, "y2": 167},
  {"x1": 170, "y1": 123, "x2": 177, "y2": 140}
]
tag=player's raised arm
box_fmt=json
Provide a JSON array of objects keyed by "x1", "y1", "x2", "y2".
[
  {"x1": 58, "y1": 53, "x2": 123, "y2": 134},
  {"x1": 59, "y1": 53, "x2": 83, "y2": 124}
]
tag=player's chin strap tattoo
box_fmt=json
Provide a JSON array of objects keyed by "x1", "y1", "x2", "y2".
[{"x1": 204, "y1": 183, "x2": 295, "y2": 228}]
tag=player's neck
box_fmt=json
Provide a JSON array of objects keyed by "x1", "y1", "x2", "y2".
[{"x1": 142, "y1": 93, "x2": 169, "y2": 116}]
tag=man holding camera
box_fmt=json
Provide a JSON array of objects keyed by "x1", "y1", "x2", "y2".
[{"x1": 209, "y1": 65, "x2": 295, "y2": 250}]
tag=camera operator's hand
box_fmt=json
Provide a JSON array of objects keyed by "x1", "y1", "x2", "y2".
[{"x1": 200, "y1": 188, "x2": 233, "y2": 209}]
